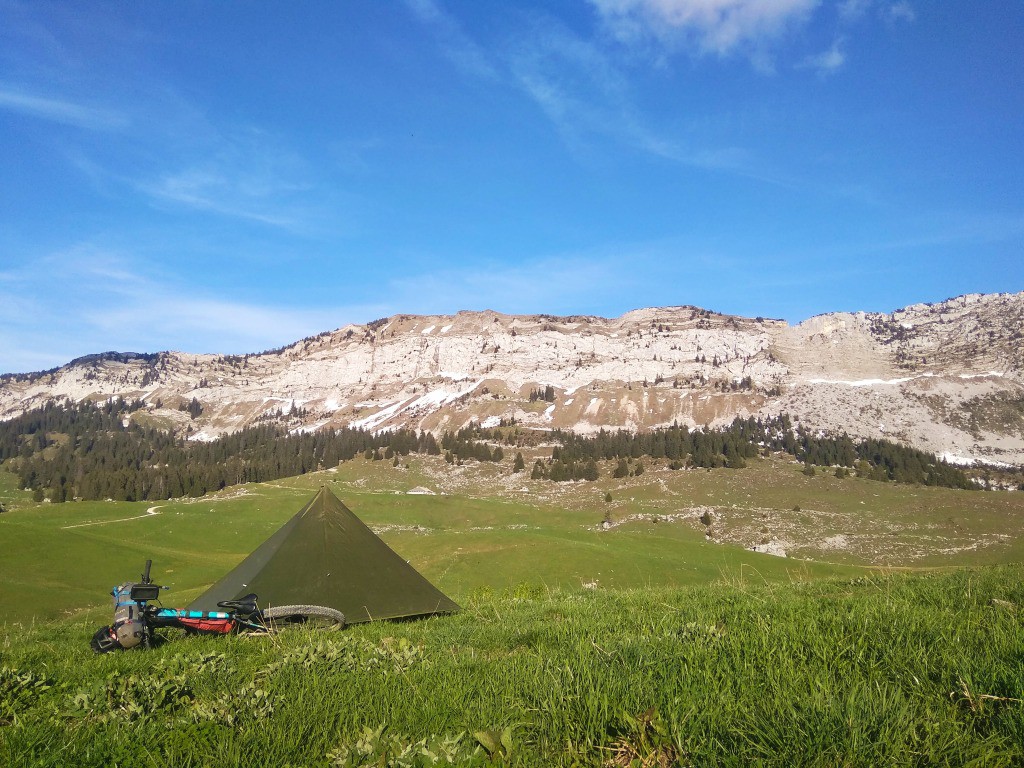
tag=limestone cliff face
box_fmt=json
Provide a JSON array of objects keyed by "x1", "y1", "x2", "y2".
[{"x1": 3, "y1": 293, "x2": 1023, "y2": 465}]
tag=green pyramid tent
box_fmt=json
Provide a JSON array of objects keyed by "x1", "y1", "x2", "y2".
[{"x1": 188, "y1": 486, "x2": 459, "y2": 623}]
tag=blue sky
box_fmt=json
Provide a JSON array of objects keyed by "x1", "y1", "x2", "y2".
[{"x1": 1, "y1": 1, "x2": 1021, "y2": 373}]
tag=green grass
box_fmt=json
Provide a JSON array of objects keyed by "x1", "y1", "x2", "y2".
[
  {"x1": 2, "y1": 459, "x2": 1023, "y2": 765},
  {"x1": 3, "y1": 451, "x2": 1024, "y2": 624},
  {"x1": 2, "y1": 567, "x2": 1023, "y2": 766},
  {"x1": 0, "y1": 464, "x2": 857, "y2": 624}
]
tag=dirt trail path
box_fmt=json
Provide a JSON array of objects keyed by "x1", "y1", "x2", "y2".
[{"x1": 61, "y1": 505, "x2": 163, "y2": 530}]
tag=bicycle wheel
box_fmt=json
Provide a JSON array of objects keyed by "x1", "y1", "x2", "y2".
[{"x1": 262, "y1": 605, "x2": 346, "y2": 631}]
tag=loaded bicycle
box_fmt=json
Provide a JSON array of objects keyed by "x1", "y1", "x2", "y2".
[{"x1": 91, "y1": 560, "x2": 345, "y2": 652}]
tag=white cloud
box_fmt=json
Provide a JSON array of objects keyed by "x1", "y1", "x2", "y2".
[
  {"x1": 838, "y1": 0, "x2": 915, "y2": 25},
  {"x1": 798, "y1": 38, "x2": 845, "y2": 75},
  {"x1": 0, "y1": 85, "x2": 127, "y2": 130},
  {"x1": 590, "y1": 0, "x2": 820, "y2": 56},
  {"x1": 838, "y1": 0, "x2": 872, "y2": 20},
  {"x1": 887, "y1": 2, "x2": 915, "y2": 24}
]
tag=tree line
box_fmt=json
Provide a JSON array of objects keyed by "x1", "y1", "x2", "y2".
[
  {"x1": 0, "y1": 399, "x2": 442, "y2": 502},
  {"x1": 547, "y1": 415, "x2": 975, "y2": 489},
  {"x1": 0, "y1": 400, "x2": 976, "y2": 503}
]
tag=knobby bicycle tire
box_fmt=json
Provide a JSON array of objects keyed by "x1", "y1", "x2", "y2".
[{"x1": 262, "y1": 604, "x2": 346, "y2": 631}]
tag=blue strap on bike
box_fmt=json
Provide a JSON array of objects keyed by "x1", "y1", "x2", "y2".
[{"x1": 154, "y1": 609, "x2": 232, "y2": 620}]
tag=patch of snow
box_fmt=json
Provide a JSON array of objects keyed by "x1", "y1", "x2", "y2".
[
  {"x1": 325, "y1": 399, "x2": 341, "y2": 411},
  {"x1": 543, "y1": 404, "x2": 556, "y2": 420},
  {"x1": 349, "y1": 400, "x2": 406, "y2": 431},
  {"x1": 958, "y1": 371, "x2": 1005, "y2": 380},
  {"x1": 421, "y1": 325, "x2": 436, "y2": 335},
  {"x1": 438, "y1": 371, "x2": 470, "y2": 381},
  {"x1": 564, "y1": 398, "x2": 574, "y2": 406},
  {"x1": 407, "y1": 486, "x2": 435, "y2": 495},
  {"x1": 350, "y1": 378, "x2": 484, "y2": 432},
  {"x1": 941, "y1": 453, "x2": 976, "y2": 467},
  {"x1": 940, "y1": 452, "x2": 1013, "y2": 469},
  {"x1": 440, "y1": 324, "x2": 453, "y2": 334},
  {"x1": 290, "y1": 421, "x2": 329, "y2": 434},
  {"x1": 187, "y1": 431, "x2": 219, "y2": 442}
]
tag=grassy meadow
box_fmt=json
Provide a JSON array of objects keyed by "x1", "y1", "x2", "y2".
[
  {"x1": 2, "y1": 455, "x2": 1024, "y2": 765},
  {"x1": 3, "y1": 451, "x2": 1024, "y2": 623},
  {"x1": 2, "y1": 567, "x2": 1023, "y2": 766}
]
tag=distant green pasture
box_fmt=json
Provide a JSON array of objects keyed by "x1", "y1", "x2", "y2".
[{"x1": 2, "y1": 453, "x2": 1022, "y2": 623}]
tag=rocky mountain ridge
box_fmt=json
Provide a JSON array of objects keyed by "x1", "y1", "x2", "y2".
[{"x1": 3, "y1": 292, "x2": 1023, "y2": 465}]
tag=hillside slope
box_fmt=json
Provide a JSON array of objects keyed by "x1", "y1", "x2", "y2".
[{"x1": 2, "y1": 292, "x2": 1022, "y2": 465}]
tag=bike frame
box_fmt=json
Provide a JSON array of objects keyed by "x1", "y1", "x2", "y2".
[
  {"x1": 148, "y1": 607, "x2": 267, "y2": 634},
  {"x1": 126, "y1": 559, "x2": 266, "y2": 647},
  {"x1": 93, "y1": 560, "x2": 346, "y2": 652}
]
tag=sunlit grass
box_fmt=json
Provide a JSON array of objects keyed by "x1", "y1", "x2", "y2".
[{"x1": 2, "y1": 567, "x2": 1022, "y2": 766}]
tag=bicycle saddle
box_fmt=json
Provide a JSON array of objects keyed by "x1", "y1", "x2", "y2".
[{"x1": 217, "y1": 593, "x2": 259, "y2": 615}]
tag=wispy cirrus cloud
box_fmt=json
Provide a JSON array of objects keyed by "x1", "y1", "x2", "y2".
[
  {"x1": 404, "y1": 0, "x2": 499, "y2": 80},
  {"x1": 506, "y1": 19, "x2": 630, "y2": 150},
  {"x1": 387, "y1": 252, "x2": 626, "y2": 316},
  {"x1": 132, "y1": 128, "x2": 335, "y2": 234},
  {"x1": 141, "y1": 168, "x2": 300, "y2": 229},
  {"x1": 505, "y1": 18, "x2": 788, "y2": 183},
  {"x1": 403, "y1": 2, "x2": 797, "y2": 185},
  {"x1": 0, "y1": 246, "x2": 376, "y2": 373},
  {"x1": 0, "y1": 84, "x2": 128, "y2": 130}
]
